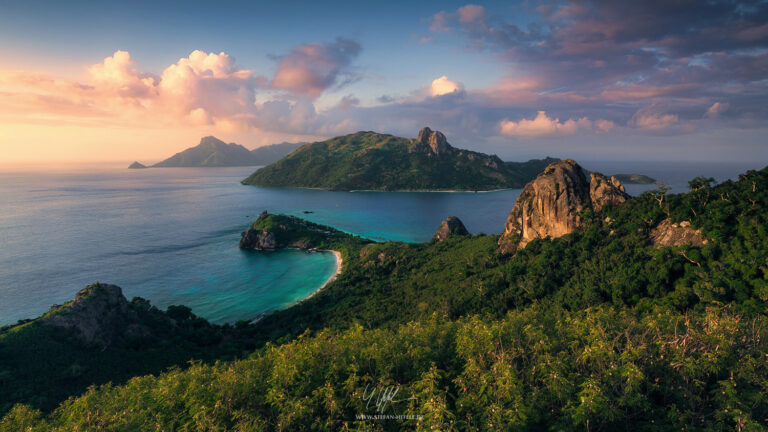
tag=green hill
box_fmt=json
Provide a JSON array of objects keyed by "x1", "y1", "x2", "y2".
[
  {"x1": 2, "y1": 165, "x2": 768, "y2": 430},
  {"x1": 152, "y1": 137, "x2": 303, "y2": 167},
  {"x1": 153, "y1": 136, "x2": 256, "y2": 167},
  {"x1": 242, "y1": 127, "x2": 558, "y2": 191}
]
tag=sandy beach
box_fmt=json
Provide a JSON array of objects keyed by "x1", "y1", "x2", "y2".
[{"x1": 320, "y1": 250, "x2": 343, "y2": 289}]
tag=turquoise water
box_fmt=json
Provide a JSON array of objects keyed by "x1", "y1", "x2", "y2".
[
  {"x1": 0, "y1": 161, "x2": 759, "y2": 325},
  {"x1": 0, "y1": 166, "x2": 525, "y2": 325}
]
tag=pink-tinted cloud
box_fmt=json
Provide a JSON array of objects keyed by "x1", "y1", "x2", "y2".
[
  {"x1": 631, "y1": 106, "x2": 678, "y2": 130},
  {"x1": 271, "y1": 38, "x2": 361, "y2": 98},
  {"x1": 499, "y1": 111, "x2": 595, "y2": 137},
  {"x1": 705, "y1": 102, "x2": 730, "y2": 118}
]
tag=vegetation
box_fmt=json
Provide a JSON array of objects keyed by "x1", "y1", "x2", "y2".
[
  {"x1": 2, "y1": 165, "x2": 767, "y2": 430},
  {"x1": 242, "y1": 131, "x2": 558, "y2": 191},
  {"x1": 0, "y1": 292, "x2": 262, "y2": 415}
]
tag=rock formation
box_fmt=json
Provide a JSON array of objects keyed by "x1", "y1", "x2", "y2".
[
  {"x1": 650, "y1": 219, "x2": 708, "y2": 247},
  {"x1": 498, "y1": 160, "x2": 630, "y2": 255},
  {"x1": 590, "y1": 173, "x2": 630, "y2": 212},
  {"x1": 42, "y1": 283, "x2": 150, "y2": 344},
  {"x1": 410, "y1": 127, "x2": 455, "y2": 156},
  {"x1": 432, "y1": 216, "x2": 469, "y2": 242},
  {"x1": 239, "y1": 227, "x2": 278, "y2": 250}
]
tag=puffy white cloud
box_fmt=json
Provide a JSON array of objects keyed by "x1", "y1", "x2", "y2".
[
  {"x1": 87, "y1": 50, "x2": 157, "y2": 99},
  {"x1": 158, "y1": 50, "x2": 258, "y2": 124},
  {"x1": 430, "y1": 75, "x2": 464, "y2": 97},
  {"x1": 499, "y1": 111, "x2": 593, "y2": 137}
]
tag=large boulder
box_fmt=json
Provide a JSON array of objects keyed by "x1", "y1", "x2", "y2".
[
  {"x1": 590, "y1": 173, "x2": 630, "y2": 212},
  {"x1": 498, "y1": 160, "x2": 590, "y2": 254},
  {"x1": 432, "y1": 216, "x2": 469, "y2": 242},
  {"x1": 650, "y1": 219, "x2": 708, "y2": 247},
  {"x1": 498, "y1": 160, "x2": 631, "y2": 254}
]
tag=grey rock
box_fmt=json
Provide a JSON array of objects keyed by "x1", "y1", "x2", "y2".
[{"x1": 433, "y1": 216, "x2": 469, "y2": 242}]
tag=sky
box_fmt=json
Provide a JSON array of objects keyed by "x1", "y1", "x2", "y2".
[{"x1": 1, "y1": 0, "x2": 767, "y2": 164}]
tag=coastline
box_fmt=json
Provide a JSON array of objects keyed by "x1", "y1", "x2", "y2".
[{"x1": 303, "y1": 249, "x2": 342, "y2": 301}]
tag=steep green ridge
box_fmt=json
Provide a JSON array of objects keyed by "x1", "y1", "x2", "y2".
[
  {"x1": 3, "y1": 166, "x2": 768, "y2": 430},
  {"x1": 242, "y1": 128, "x2": 558, "y2": 191},
  {"x1": 152, "y1": 137, "x2": 303, "y2": 167}
]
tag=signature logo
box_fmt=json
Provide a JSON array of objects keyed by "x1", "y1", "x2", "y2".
[{"x1": 361, "y1": 383, "x2": 417, "y2": 414}]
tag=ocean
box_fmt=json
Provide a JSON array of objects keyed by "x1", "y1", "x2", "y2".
[{"x1": 0, "y1": 160, "x2": 760, "y2": 325}]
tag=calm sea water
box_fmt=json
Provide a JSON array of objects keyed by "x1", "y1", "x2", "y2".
[{"x1": 0, "y1": 160, "x2": 761, "y2": 325}]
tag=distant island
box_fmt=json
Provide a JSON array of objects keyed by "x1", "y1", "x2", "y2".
[
  {"x1": 127, "y1": 161, "x2": 147, "y2": 169},
  {"x1": 612, "y1": 173, "x2": 657, "y2": 184},
  {"x1": 133, "y1": 137, "x2": 304, "y2": 168},
  {"x1": 242, "y1": 127, "x2": 559, "y2": 191}
]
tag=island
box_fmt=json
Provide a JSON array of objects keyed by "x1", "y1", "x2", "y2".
[
  {"x1": 149, "y1": 136, "x2": 304, "y2": 168},
  {"x1": 127, "y1": 161, "x2": 147, "y2": 169},
  {"x1": 612, "y1": 173, "x2": 657, "y2": 184},
  {"x1": 241, "y1": 127, "x2": 559, "y2": 191}
]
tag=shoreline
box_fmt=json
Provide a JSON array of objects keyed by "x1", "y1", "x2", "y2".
[
  {"x1": 301, "y1": 249, "x2": 342, "y2": 301},
  {"x1": 250, "y1": 249, "x2": 342, "y2": 323}
]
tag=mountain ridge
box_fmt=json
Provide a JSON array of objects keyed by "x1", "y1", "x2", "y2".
[{"x1": 242, "y1": 127, "x2": 559, "y2": 191}]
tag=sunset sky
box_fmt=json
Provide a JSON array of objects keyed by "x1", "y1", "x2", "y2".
[{"x1": 1, "y1": 0, "x2": 767, "y2": 164}]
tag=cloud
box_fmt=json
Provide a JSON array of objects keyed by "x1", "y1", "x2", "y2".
[
  {"x1": 335, "y1": 94, "x2": 360, "y2": 110},
  {"x1": 499, "y1": 111, "x2": 594, "y2": 137},
  {"x1": 0, "y1": 40, "x2": 368, "y2": 138},
  {"x1": 271, "y1": 38, "x2": 361, "y2": 98},
  {"x1": 631, "y1": 106, "x2": 678, "y2": 130},
  {"x1": 705, "y1": 102, "x2": 729, "y2": 118},
  {"x1": 430, "y1": 75, "x2": 464, "y2": 97},
  {"x1": 158, "y1": 50, "x2": 261, "y2": 124},
  {"x1": 424, "y1": 1, "x2": 768, "y2": 133},
  {"x1": 87, "y1": 50, "x2": 156, "y2": 99}
]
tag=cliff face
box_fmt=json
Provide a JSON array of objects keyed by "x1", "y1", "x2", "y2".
[
  {"x1": 432, "y1": 216, "x2": 469, "y2": 242},
  {"x1": 498, "y1": 160, "x2": 629, "y2": 254},
  {"x1": 239, "y1": 228, "x2": 278, "y2": 250}
]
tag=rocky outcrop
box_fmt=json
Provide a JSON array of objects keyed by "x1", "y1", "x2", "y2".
[
  {"x1": 650, "y1": 219, "x2": 708, "y2": 247},
  {"x1": 410, "y1": 127, "x2": 455, "y2": 156},
  {"x1": 239, "y1": 227, "x2": 277, "y2": 250},
  {"x1": 432, "y1": 216, "x2": 469, "y2": 242},
  {"x1": 498, "y1": 160, "x2": 630, "y2": 255},
  {"x1": 42, "y1": 283, "x2": 150, "y2": 344},
  {"x1": 590, "y1": 173, "x2": 630, "y2": 212}
]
